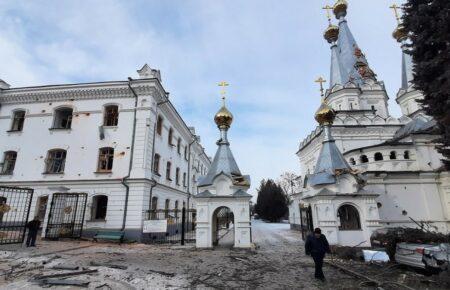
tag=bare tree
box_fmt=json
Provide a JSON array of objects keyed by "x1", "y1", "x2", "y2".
[{"x1": 277, "y1": 172, "x2": 302, "y2": 196}]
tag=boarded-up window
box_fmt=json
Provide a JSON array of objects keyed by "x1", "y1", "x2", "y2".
[{"x1": 97, "y1": 147, "x2": 114, "y2": 172}]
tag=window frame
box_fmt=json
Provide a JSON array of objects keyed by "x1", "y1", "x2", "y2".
[
  {"x1": 103, "y1": 105, "x2": 119, "y2": 127},
  {"x1": 175, "y1": 167, "x2": 180, "y2": 185},
  {"x1": 153, "y1": 154, "x2": 161, "y2": 175},
  {"x1": 44, "y1": 149, "x2": 67, "y2": 174},
  {"x1": 91, "y1": 195, "x2": 108, "y2": 221},
  {"x1": 156, "y1": 115, "x2": 163, "y2": 136},
  {"x1": 97, "y1": 147, "x2": 114, "y2": 172},
  {"x1": 1, "y1": 151, "x2": 17, "y2": 175},
  {"x1": 9, "y1": 110, "x2": 26, "y2": 132},
  {"x1": 338, "y1": 204, "x2": 361, "y2": 231},
  {"x1": 168, "y1": 128, "x2": 174, "y2": 146},
  {"x1": 166, "y1": 161, "x2": 172, "y2": 181},
  {"x1": 51, "y1": 107, "x2": 73, "y2": 130}
]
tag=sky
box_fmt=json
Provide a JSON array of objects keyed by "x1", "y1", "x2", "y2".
[{"x1": 0, "y1": 0, "x2": 406, "y2": 196}]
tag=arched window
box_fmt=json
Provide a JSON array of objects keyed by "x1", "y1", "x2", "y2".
[
  {"x1": 349, "y1": 158, "x2": 356, "y2": 165},
  {"x1": 97, "y1": 147, "x2": 114, "y2": 172},
  {"x1": 52, "y1": 107, "x2": 73, "y2": 129},
  {"x1": 360, "y1": 155, "x2": 369, "y2": 163},
  {"x1": 338, "y1": 204, "x2": 361, "y2": 230},
  {"x1": 45, "y1": 149, "x2": 67, "y2": 173},
  {"x1": 164, "y1": 199, "x2": 170, "y2": 218},
  {"x1": 390, "y1": 151, "x2": 397, "y2": 160},
  {"x1": 10, "y1": 110, "x2": 26, "y2": 132},
  {"x1": 153, "y1": 154, "x2": 160, "y2": 174},
  {"x1": 177, "y1": 138, "x2": 181, "y2": 154},
  {"x1": 156, "y1": 115, "x2": 163, "y2": 135},
  {"x1": 168, "y1": 128, "x2": 174, "y2": 146},
  {"x1": 1, "y1": 151, "x2": 17, "y2": 175},
  {"x1": 374, "y1": 152, "x2": 383, "y2": 161},
  {"x1": 92, "y1": 195, "x2": 108, "y2": 220},
  {"x1": 103, "y1": 105, "x2": 119, "y2": 126},
  {"x1": 404, "y1": 150, "x2": 410, "y2": 159},
  {"x1": 175, "y1": 167, "x2": 180, "y2": 185},
  {"x1": 166, "y1": 162, "x2": 172, "y2": 180}
]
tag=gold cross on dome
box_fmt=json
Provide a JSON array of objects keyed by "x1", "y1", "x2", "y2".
[
  {"x1": 322, "y1": 5, "x2": 333, "y2": 23},
  {"x1": 389, "y1": 4, "x2": 401, "y2": 24},
  {"x1": 315, "y1": 76, "x2": 327, "y2": 97},
  {"x1": 218, "y1": 81, "x2": 229, "y2": 104}
]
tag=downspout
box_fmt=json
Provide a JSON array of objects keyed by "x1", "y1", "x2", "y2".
[
  {"x1": 120, "y1": 78, "x2": 139, "y2": 231},
  {"x1": 187, "y1": 138, "x2": 196, "y2": 211},
  {"x1": 148, "y1": 97, "x2": 170, "y2": 212}
]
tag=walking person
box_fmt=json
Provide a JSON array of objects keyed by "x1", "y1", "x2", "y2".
[
  {"x1": 305, "y1": 228, "x2": 331, "y2": 281},
  {"x1": 25, "y1": 216, "x2": 41, "y2": 247}
]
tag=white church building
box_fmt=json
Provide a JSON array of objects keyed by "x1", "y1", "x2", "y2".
[
  {"x1": 0, "y1": 64, "x2": 210, "y2": 242},
  {"x1": 289, "y1": 1, "x2": 450, "y2": 246}
]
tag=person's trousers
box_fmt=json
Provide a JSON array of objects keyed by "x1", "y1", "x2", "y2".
[
  {"x1": 26, "y1": 230, "x2": 38, "y2": 247},
  {"x1": 312, "y1": 254, "x2": 325, "y2": 279}
]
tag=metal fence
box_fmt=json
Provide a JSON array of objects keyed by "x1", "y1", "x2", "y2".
[
  {"x1": 145, "y1": 208, "x2": 196, "y2": 244},
  {"x1": 45, "y1": 193, "x2": 87, "y2": 239},
  {"x1": 0, "y1": 186, "x2": 34, "y2": 245}
]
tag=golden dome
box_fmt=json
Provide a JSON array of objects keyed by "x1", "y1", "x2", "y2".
[
  {"x1": 324, "y1": 24, "x2": 339, "y2": 43},
  {"x1": 214, "y1": 103, "x2": 233, "y2": 129},
  {"x1": 315, "y1": 101, "x2": 336, "y2": 126},
  {"x1": 333, "y1": 0, "x2": 348, "y2": 18},
  {"x1": 392, "y1": 24, "x2": 407, "y2": 42}
]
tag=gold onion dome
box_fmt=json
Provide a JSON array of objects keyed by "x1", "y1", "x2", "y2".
[
  {"x1": 214, "y1": 102, "x2": 233, "y2": 129},
  {"x1": 333, "y1": 0, "x2": 348, "y2": 18},
  {"x1": 324, "y1": 24, "x2": 339, "y2": 43},
  {"x1": 315, "y1": 101, "x2": 336, "y2": 126},
  {"x1": 393, "y1": 24, "x2": 407, "y2": 42}
]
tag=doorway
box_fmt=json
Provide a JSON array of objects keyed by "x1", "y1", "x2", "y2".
[{"x1": 212, "y1": 206, "x2": 234, "y2": 247}]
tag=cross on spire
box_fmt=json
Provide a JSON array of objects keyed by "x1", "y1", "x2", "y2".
[
  {"x1": 322, "y1": 5, "x2": 333, "y2": 24},
  {"x1": 389, "y1": 4, "x2": 402, "y2": 24},
  {"x1": 218, "y1": 81, "x2": 229, "y2": 105},
  {"x1": 315, "y1": 77, "x2": 327, "y2": 97}
]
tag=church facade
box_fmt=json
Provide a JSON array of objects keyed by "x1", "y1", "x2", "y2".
[
  {"x1": 289, "y1": 0, "x2": 450, "y2": 246},
  {"x1": 0, "y1": 64, "x2": 210, "y2": 242}
]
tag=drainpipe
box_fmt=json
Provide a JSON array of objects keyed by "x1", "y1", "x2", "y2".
[
  {"x1": 148, "y1": 97, "x2": 169, "y2": 212},
  {"x1": 120, "y1": 78, "x2": 139, "y2": 231},
  {"x1": 187, "y1": 137, "x2": 196, "y2": 211}
]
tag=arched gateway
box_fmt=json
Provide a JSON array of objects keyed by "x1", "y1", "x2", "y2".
[{"x1": 194, "y1": 89, "x2": 252, "y2": 248}]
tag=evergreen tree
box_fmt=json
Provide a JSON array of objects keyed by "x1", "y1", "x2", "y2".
[
  {"x1": 255, "y1": 179, "x2": 289, "y2": 222},
  {"x1": 403, "y1": 0, "x2": 450, "y2": 169}
]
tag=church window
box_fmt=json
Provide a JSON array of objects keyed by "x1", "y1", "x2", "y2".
[
  {"x1": 360, "y1": 155, "x2": 369, "y2": 163},
  {"x1": 45, "y1": 149, "x2": 67, "y2": 174},
  {"x1": 1, "y1": 151, "x2": 17, "y2": 175},
  {"x1": 390, "y1": 151, "x2": 397, "y2": 160},
  {"x1": 349, "y1": 158, "x2": 356, "y2": 165},
  {"x1": 153, "y1": 154, "x2": 160, "y2": 174},
  {"x1": 374, "y1": 152, "x2": 383, "y2": 161},
  {"x1": 97, "y1": 147, "x2": 114, "y2": 172},
  {"x1": 10, "y1": 110, "x2": 26, "y2": 132},
  {"x1": 164, "y1": 199, "x2": 170, "y2": 218},
  {"x1": 403, "y1": 151, "x2": 410, "y2": 159},
  {"x1": 166, "y1": 161, "x2": 172, "y2": 180},
  {"x1": 175, "y1": 167, "x2": 180, "y2": 185},
  {"x1": 156, "y1": 115, "x2": 163, "y2": 135},
  {"x1": 92, "y1": 195, "x2": 108, "y2": 220},
  {"x1": 52, "y1": 107, "x2": 73, "y2": 129},
  {"x1": 338, "y1": 204, "x2": 361, "y2": 230},
  {"x1": 103, "y1": 105, "x2": 119, "y2": 126},
  {"x1": 168, "y1": 128, "x2": 174, "y2": 146}
]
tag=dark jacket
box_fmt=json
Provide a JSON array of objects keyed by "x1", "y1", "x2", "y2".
[
  {"x1": 305, "y1": 234, "x2": 331, "y2": 257},
  {"x1": 26, "y1": 219, "x2": 41, "y2": 232}
]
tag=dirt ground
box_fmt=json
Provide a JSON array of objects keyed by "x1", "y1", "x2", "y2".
[{"x1": 0, "y1": 220, "x2": 448, "y2": 289}]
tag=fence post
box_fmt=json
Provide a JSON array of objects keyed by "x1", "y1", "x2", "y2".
[{"x1": 181, "y1": 207, "x2": 186, "y2": 245}]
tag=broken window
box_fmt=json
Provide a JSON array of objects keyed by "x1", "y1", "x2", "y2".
[
  {"x1": 360, "y1": 155, "x2": 369, "y2": 163},
  {"x1": 92, "y1": 195, "x2": 108, "y2": 220},
  {"x1": 103, "y1": 105, "x2": 119, "y2": 126},
  {"x1": 168, "y1": 128, "x2": 174, "y2": 146},
  {"x1": 156, "y1": 115, "x2": 163, "y2": 135},
  {"x1": 166, "y1": 162, "x2": 172, "y2": 180},
  {"x1": 338, "y1": 204, "x2": 361, "y2": 230},
  {"x1": 45, "y1": 149, "x2": 67, "y2": 174},
  {"x1": 374, "y1": 152, "x2": 383, "y2": 161},
  {"x1": 97, "y1": 147, "x2": 114, "y2": 172},
  {"x1": 390, "y1": 151, "x2": 397, "y2": 160},
  {"x1": 175, "y1": 167, "x2": 180, "y2": 185},
  {"x1": 153, "y1": 154, "x2": 160, "y2": 175},
  {"x1": 52, "y1": 107, "x2": 73, "y2": 129},
  {"x1": 150, "y1": 196, "x2": 158, "y2": 219},
  {"x1": 1, "y1": 151, "x2": 17, "y2": 175},
  {"x1": 10, "y1": 110, "x2": 25, "y2": 132}
]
